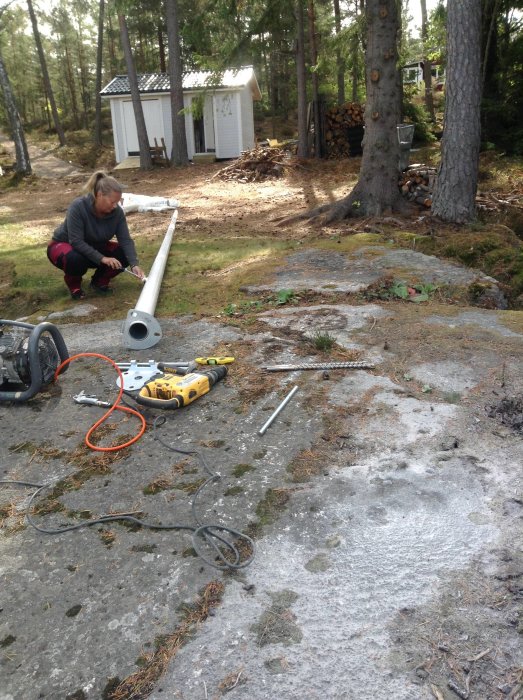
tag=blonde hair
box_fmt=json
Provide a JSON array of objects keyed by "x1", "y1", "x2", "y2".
[{"x1": 83, "y1": 171, "x2": 123, "y2": 197}]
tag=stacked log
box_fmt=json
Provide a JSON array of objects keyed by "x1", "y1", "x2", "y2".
[
  {"x1": 213, "y1": 146, "x2": 290, "y2": 182},
  {"x1": 325, "y1": 102, "x2": 365, "y2": 158},
  {"x1": 398, "y1": 166, "x2": 437, "y2": 207}
]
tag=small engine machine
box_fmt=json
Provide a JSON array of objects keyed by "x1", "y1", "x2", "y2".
[{"x1": 0, "y1": 320, "x2": 69, "y2": 403}]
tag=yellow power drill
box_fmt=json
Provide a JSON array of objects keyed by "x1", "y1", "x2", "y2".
[{"x1": 135, "y1": 365, "x2": 227, "y2": 409}]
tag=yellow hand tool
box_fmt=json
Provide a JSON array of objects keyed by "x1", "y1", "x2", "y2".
[
  {"x1": 136, "y1": 365, "x2": 227, "y2": 409},
  {"x1": 195, "y1": 356, "x2": 235, "y2": 365}
]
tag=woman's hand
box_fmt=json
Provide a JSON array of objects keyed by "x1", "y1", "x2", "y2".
[
  {"x1": 131, "y1": 265, "x2": 146, "y2": 280},
  {"x1": 101, "y1": 256, "x2": 123, "y2": 270}
]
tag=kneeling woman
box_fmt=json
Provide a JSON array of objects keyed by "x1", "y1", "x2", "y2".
[{"x1": 47, "y1": 171, "x2": 145, "y2": 299}]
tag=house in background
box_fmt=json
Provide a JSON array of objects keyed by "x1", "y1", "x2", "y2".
[
  {"x1": 403, "y1": 60, "x2": 446, "y2": 90},
  {"x1": 100, "y1": 66, "x2": 262, "y2": 162}
]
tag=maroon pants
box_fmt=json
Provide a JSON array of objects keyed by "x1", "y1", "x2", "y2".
[{"x1": 47, "y1": 240, "x2": 128, "y2": 293}]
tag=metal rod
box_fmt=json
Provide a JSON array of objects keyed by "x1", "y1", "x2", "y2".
[
  {"x1": 122, "y1": 210, "x2": 178, "y2": 350},
  {"x1": 263, "y1": 361, "x2": 375, "y2": 372},
  {"x1": 258, "y1": 385, "x2": 298, "y2": 436}
]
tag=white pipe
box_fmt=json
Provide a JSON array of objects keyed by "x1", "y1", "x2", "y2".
[{"x1": 122, "y1": 210, "x2": 178, "y2": 349}]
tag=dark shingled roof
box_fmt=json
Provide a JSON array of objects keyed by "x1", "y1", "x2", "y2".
[{"x1": 100, "y1": 66, "x2": 261, "y2": 99}]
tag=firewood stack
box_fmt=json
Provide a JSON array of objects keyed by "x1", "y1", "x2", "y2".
[
  {"x1": 213, "y1": 145, "x2": 289, "y2": 182},
  {"x1": 398, "y1": 166, "x2": 438, "y2": 207},
  {"x1": 325, "y1": 102, "x2": 365, "y2": 158}
]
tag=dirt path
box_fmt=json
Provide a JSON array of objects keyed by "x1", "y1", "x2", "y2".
[{"x1": 0, "y1": 133, "x2": 85, "y2": 179}]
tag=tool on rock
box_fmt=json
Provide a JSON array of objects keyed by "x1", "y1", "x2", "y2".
[
  {"x1": 135, "y1": 365, "x2": 228, "y2": 409},
  {"x1": 258, "y1": 385, "x2": 298, "y2": 436},
  {"x1": 263, "y1": 361, "x2": 375, "y2": 372},
  {"x1": 195, "y1": 357, "x2": 235, "y2": 365},
  {"x1": 73, "y1": 390, "x2": 112, "y2": 408},
  {"x1": 0, "y1": 320, "x2": 69, "y2": 402},
  {"x1": 115, "y1": 360, "x2": 197, "y2": 392}
]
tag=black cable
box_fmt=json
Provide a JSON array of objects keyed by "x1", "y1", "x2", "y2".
[{"x1": 0, "y1": 418, "x2": 255, "y2": 571}]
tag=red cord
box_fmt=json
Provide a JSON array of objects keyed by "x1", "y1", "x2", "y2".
[{"x1": 54, "y1": 352, "x2": 146, "y2": 452}]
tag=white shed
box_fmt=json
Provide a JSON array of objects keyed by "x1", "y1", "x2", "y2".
[{"x1": 100, "y1": 66, "x2": 262, "y2": 162}]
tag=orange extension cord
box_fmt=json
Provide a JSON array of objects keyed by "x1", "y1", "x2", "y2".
[{"x1": 54, "y1": 352, "x2": 146, "y2": 452}]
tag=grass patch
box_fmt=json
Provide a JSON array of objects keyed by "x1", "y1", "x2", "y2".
[
  {"x1": 310, "y1": 330, "x2": 337, "y2": 352},
  {"x1": 0, "y1": 222, "x2": 293, "y2": 319},
  {"x1": 413, "y1": 225, "x2": 523, "y2": 304}
]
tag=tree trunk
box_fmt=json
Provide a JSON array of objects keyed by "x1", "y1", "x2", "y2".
[
  {"x1": 27, "y1": 0, "x2": 66, "y2": 146},
  {"x1": 333, "y1": 0, "x2": 345, "y2": 104},
  {"x1": 325, "y1": 0, "x2": 406, "y2": 221},
  {"x1": 296, "y1": 0, "x2": 309, "y2": 157},
  {"x1": 64, "y1": 39, "x2": 81, "y2": 129},
  {"x1": 158, "y1": 24, "x2": 166, "y2": 73},
  {"x1": 165, "y1": 0, "x2": 188, "y2": 165},
  {"x1": 107, "y1": 7, "x2": 118, "y2": 75},
  {"x1": 420, "y1": 0, "x2": 435, "y2": 121},
  {"x1": 308, "y1": 0, "x2": 322, "y2": 158},
  {"x1": 118, "y1": 13, "x2": 153, "y2": 170},
  {"x1": 269, "y1": 38, "x2": 278, "y2": 139},
  {"x1": 351, "y1": 0, "x2": 364, "y2": 103},
  {"x1": 75, "y1": 14, "x2": 91, "y2": 130},
  {"x1": 0, "y1": 49, "x2": 32, "y2": 176},
  {"x1": 94, "y1": 0, "x2": 104, "y2": 146},
  {"x1": 431, "y1": 0, "x2": 482, "y2": 223}
]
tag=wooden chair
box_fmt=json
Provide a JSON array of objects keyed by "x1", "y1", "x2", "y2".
[{"x1": 150, "y1": 137, "x2": 169, "y2": 164}]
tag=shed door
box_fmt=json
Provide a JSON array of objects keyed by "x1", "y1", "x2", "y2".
[
  {"x1": 213, "y1": 92, "x2": 240, "y2": 158},
  {"x1": 203, "y1": 95, "x2": 215, "y2": 151},
  {"x1": 122, "y1": 99, "x2": 163, "y2": 155}
]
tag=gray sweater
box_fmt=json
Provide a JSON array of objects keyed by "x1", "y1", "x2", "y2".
[{"x1": 53, "y1": 194, "x2": 139, "y2": 267}]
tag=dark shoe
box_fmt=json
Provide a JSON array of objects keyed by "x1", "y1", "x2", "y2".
[
  {"x1": 70, "y1": 289, "x2": 86, "y2": 300},
  {"x1": 90, "y1": 281, "x2": 113, "y2": 294}
]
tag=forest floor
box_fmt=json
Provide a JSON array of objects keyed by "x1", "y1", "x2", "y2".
[{"x1": 0, "y1": 141, "x2": 522, "y2": 700}]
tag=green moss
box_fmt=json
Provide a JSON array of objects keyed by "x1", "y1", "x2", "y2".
[
  {"x1": 131, "y1": 544, "x2": 158, "y2": 553},
  {"x1": 244, "y1": 520, "x2": 263, "y2": 540},
  {"x1": 224, "y1": 486, "x2": 244, "y2": 496},
  {"x1": 173, "y1": 478, "x2": 207, "y2": 494},
  {"x1": 32, "y1": 498, "x2": 66, "y2": 516},
  {"x1": 65, "y1": 604, "x2": 82, "y2": 618},
  {"x1": 443, "y1": 391, "x2": 462, "y2": 404},
  {"x1": 0, "y1": 634, "x2": 16, "y2": 647},
  {"x1": 232, "y1": 463, "x2": 255, "y2": 477},
  {"x1": 255, "y1": 488, "x2": 290, "y2": 526}
]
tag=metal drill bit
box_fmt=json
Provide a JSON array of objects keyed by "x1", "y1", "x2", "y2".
[
  {"x1": 123, "y1": 267, "x2": 147, "y2": 282},
  {"x1": 263, "y1": 361, "x2": 375, "y2": 372}
]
